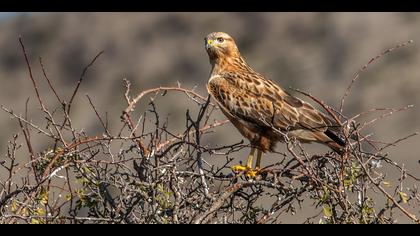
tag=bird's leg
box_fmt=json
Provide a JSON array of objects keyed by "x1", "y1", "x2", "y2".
[
  {"x1": 255, "y1": 149, "x2": 263, "y2": 171},
  {"x1": 231, "y1": 148, "x2": 255, "y2": 172},
  {"x1": 231, "y1": 148, "x2": 259, "y2": 178},
  {"x1": 245, "y1": 147, "x2": 255, "y2": 170}
]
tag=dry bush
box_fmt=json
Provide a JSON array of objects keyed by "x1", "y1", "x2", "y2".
[{"x1": 0, "y1": 38, "x2": 419, "y2": 224}]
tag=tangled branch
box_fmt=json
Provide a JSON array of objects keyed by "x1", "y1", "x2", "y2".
[{"x1": 0, "y1": 38, "x2": 418, "y2": 224}]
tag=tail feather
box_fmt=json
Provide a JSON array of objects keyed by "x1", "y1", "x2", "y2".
[
  {"x1": 325, "y1": 140, "x2": 345, "y2": 155},
  {"x1": 314, "y1": 130, "x2": 345, "y2": 154},
  {"x1": 324, "y1": 129, "x2": 345, "y2": 146}
]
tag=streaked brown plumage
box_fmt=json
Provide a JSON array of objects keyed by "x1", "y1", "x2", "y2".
[{"x1": 204, "y1": 32, "x2": 344, "y2": 176}]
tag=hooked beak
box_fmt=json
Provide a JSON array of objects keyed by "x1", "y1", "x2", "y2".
[{"x1": 205, "y1": 38, "x2": 214, "y2": 49}]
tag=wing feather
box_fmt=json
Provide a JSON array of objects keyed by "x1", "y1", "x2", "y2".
[{"x1": 208, "y1": 72, "x2": 336, "y2": 134}]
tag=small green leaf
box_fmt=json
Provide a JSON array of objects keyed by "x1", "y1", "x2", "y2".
[
  {"x1": 31, "y1": 218, "x2": 40, "y2": 224},
  {"x1": 382, "y1": 181, "x2": 391, "y2": 187},
  {"x1": 36, "y1": 207, "x2": 46, "y2": 216},
  {"x1": 323, "y1": 205, "x2": 332, "y2": 218},
  {"x1": 343, "y1": 179, "x2": 351, "y2": 189},
  {"x1": 398, "y1": 191, "x2": 409, "y2": 204},
  {"x1": 11, "y1": 200, "x2": 17, "y2": 213}
]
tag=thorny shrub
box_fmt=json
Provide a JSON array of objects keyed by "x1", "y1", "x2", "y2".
[{"x1": 0, "y1": 38, "x2": 419, "y2": 224}]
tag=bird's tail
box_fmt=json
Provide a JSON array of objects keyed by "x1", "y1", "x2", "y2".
[
  {"x1": 325, "y1": 139, "x2": 345, "y2": 155},
  {"x1": 315, "y1": 129, "x2": 345, "y2": 154}
]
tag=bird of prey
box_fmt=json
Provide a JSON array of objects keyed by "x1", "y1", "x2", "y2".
[{"x1": 204, "y1": 32, "x2": 344, "y2": 177}]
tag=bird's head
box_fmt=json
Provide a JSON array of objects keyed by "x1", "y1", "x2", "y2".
[{"x1": 204, "y1": 32, "x2": 240, "y2": 62}]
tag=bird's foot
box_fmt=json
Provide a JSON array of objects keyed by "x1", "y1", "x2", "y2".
[{"x1": 231, "y1": 165, "x2": 260, "y2": 178}]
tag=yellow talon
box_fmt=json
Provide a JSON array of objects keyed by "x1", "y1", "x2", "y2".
[
  {"x1": 245, "y1": 169, "x2": 258, "y2": 178},
  {"x1": 230, "y1": 147, "x2": 263, "y2": 178},
  {"x1": 231, "y1": 165, "x2": 260, "y2": 178},
  {"x1": 231, "y1": 165, "x2": 247, "y2": 172}
]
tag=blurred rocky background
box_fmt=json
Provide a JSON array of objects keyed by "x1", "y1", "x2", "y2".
[{"x1": 0, "y1": 12, "x2": 419, "y2": 223}]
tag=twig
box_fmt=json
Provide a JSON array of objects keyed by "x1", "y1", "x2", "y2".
[
  {"x1": 1, "y1": 105, "x2": 55, "y2": 139},
  {"x1": 18, "y1": 37, "x2": 44, "y2": 109},
  {"x1": 39, "y1": 56, "x2": 63, "y2": 105},
  {"x1": 291, "y1": 87, "x2": 342, "y2": 125},
  {"x1": 355, "y1": 152, "x2": 419, "y2": 223},
  {"x1": 67, "y1": 51, "x2": 104, "y2": 115},
  {"x1": 124, "y1": 86, "x2": 211, "y2": 114},
  {"x1": 86, "y1": 95, "x2": 111, "y2": 137},
  {"x1": 340, "y1": 40, "x2": 414, "y2": 113},
  {"x1": 189, "y1": 96, "x2": 211, "y2": 198}
]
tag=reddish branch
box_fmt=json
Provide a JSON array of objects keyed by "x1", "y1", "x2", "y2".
[
  {"x1": 340, "y1": 39, "x2": 414, "y2": 113},
  {"x1": 124, "y1": 86, "x2": 210, "y2": 114}
]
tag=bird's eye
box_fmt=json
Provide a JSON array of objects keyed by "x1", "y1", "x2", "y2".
[{"x1": 216, "y1": 37, "x2": 224, "y2": 43}]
